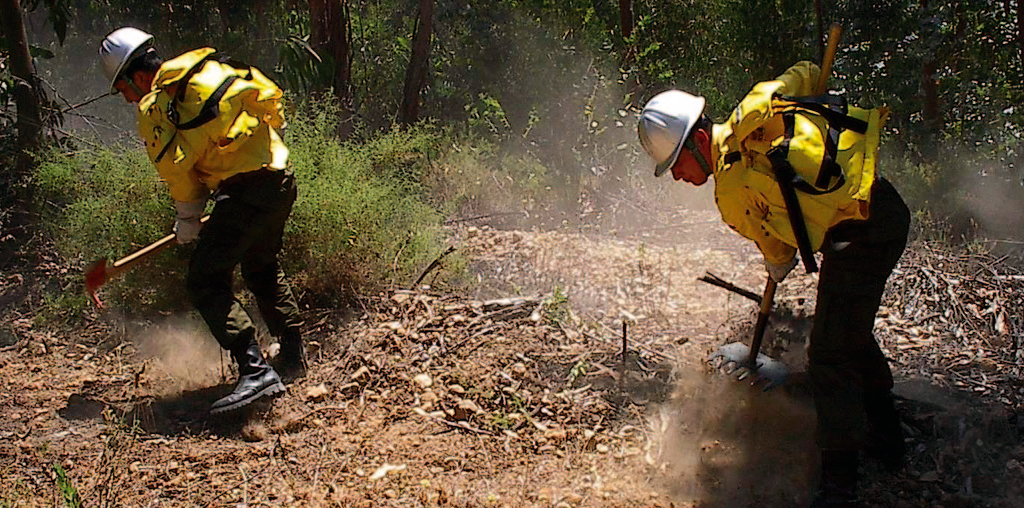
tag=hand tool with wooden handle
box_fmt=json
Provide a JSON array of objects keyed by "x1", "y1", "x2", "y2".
[{"x1": 85, "y1": 215, "x2": 209, "y2": 308}]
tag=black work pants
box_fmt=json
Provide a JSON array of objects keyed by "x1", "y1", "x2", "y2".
[
  {"x1": 808, "y1": 178, "x2": 910, "y2": 451},
  {"x1": 186, "y1": 168, "x2": 303, "y2": 352}
]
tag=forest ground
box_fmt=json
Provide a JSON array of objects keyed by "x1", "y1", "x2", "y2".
[{"x1": 1, "y1": 197, "x2": 1023, "y2": 508}]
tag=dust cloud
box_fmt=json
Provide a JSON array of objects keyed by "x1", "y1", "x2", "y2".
[
  {"x1": 646, "y1": 369, "x2": 818, "y2": 507},
  {"x1": 957, "y1": 157, "x2": 1024, "y2": 241},
  {"x1": 132, "y1": 316, "x2": 228, "y2": 395}
]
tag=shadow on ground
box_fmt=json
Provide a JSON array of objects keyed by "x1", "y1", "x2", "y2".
[{"x1": 59, "y1": 383, "x2": 276, "y2": 437}]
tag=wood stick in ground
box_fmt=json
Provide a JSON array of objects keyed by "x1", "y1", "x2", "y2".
[{"x1": 619, "y1": 320, "x2": 627, "y2": 394}]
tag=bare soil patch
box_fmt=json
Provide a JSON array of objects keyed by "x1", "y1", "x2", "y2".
[{"x1": 2, "y1": 213, "x2": 1023, "y2": 507}]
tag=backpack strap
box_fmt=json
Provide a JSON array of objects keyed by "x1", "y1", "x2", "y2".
[
  {"x1": 770, "y1": 157, "x2": 820, "y2": 274},
  {"x1": 767, "y1": 94, "x2": 871, "y2": 197},
  {"x1": 764, "y1": 94, "x2": 856, "y2": 274},
  {"x1": 154, "y1": 53, "x2": 251, "y2": 163}
]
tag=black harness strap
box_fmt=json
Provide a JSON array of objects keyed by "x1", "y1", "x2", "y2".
[
  {"x1": 768, "y1": 121, "x2": 819, "y2": 274},
  {"x1": 762, "y1": 93, "x2": 869, "y2": 274},
  {"x1": 174, "y1": 75, "x2": 238, "y2": 130},
  {"x1": 154, "y1": 53, "x2": 252, "y2": 163}
]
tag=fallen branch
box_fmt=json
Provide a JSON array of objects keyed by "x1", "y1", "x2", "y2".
[
  {"x1": 698, "y1": 272, "x2": 761, "y2": 304},
  {"x1": 410, "y1": 245, "x2": 456, "y2": 289}
]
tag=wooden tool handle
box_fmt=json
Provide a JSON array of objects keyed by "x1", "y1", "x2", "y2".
[
  {"x1": 746, "y1": 277, "x2": 778, "y2": 364},
  {"x1": 110, "y1": 215, "x2": 211, "y2": 272},
  {"x1": 815, "y1": 23, "x2": 844, "y2": 95},
  {"x1": 111, "y1": 232, "x2": 177, "y2": 269}
]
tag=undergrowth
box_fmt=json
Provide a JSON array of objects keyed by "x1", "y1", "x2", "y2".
[{"x1": 27, "y1": 97, "x2": 558, "y2": 318}]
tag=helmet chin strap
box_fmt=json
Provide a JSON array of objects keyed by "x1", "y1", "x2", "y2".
[
  {"x1": 126, "y1": 78, "x2": 146, "y2": 97},
  {"x1": 684, "y1": 134, "x2": 713, "y2": 177}
]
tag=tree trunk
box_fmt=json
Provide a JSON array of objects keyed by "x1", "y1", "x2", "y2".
[
  {"x1": 922, "y1": 61, "x2": 939, "y2": 129},
  {"x1": 1018, "y1": 0, "x2": 1023, "y2": 61},
  {"x1": 400, "y1": 0, "x2": 433, "y2": 127},
  {"x1": 617, "y1": 0, "x2": 641, "y2": 106},
  {"x1": 0, "y1": 0, "x2": 44, "y2": 171},
  {"x1": 618, "y1": 0, "x2": 633, "y2": 39},
  {"x1": 310, "y1": 0, "x2": 354, "y2": 138},
  {"x1": 814, "y1": 0, "x2": 825, "y2": 60},
  {"x1": 919, "y1": 0, "x2": 940, "y2": 142}
]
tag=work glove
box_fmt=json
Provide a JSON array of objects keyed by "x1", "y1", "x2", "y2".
[
  {"x1": 174, "y1": 199, "x2": 206, "y2": 244},
  {"x1": 831, "y1": 240, "x2": 851, "y2": 252},
  {"x1": 765, "y1": 256, "x2": 798, "y2": 283}
]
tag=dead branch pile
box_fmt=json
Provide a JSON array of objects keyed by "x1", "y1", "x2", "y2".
[
  {"x1": 314, "y1": 290, "x2": 664, "y2": 456},
  {"x1": 880, "y1": 243, "x2": 1024, "y2": 408}
]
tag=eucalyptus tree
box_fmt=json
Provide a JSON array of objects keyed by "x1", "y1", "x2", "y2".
[
  {"x1": 1, "y1": 0, "x2": 70, "y2": 171},
  {"x1": 399, "y1": 0, "x2": 433, "y2": 127}
]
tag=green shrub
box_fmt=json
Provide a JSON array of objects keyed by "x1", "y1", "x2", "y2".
[
  {"x1": 30, "y1": 101, "x2": 482, "y2": 312},
  {"x1": 29, "y1": 90, "x2": 572, "y2": 316},
  {"x1": 285, "y1": 104, "x2": 450, "y2": 299},
  {"x1": 32, "y1": 145, "x2": 189, "y2": 311}
]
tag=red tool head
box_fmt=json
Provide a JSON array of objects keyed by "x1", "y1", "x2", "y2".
[{"x1": 84, "y1": 257, "x2": 109, "y2": 309}]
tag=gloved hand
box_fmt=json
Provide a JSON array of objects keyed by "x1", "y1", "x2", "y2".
[
  {"x1": 831, "y1": 240, "x2": 851, "y2": 252},
  {"x1": 765, "y1": 256, "x2": 798, "y2": 283},
  {"x1": 174, "y1": 199, "x2": 206, "y2": 244}
]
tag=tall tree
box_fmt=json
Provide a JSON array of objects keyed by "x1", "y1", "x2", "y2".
[
  {"x1": 310, "y1": 0, "x2": 354, "y2": 137},
  {"x1": 814, "y1": 0, "x2": 825, "y2": 59},
  {"x1": 0, "y1": 0, "x2": 43, "y2": 171},
  {"x1": 920, "y1": 0, "x2": 940, "y2": 139},
  {"x1": 618, "y1": 0, "x2": 633, "y2": 39},
  {"x1": 1018, "y1": 0, "x2": 1023, "y2": 60},
  {"x1": 400, "y1": 0, "x2": 433, "y2": 126},
  {"x1": 618, "y1": 0, "x2": 641, "y2": 106}
]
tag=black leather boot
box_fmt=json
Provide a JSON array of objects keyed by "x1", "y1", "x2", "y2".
[
  {"x1": 274, "y1": 332, "x2": 307, "y2": 381},
  {"x1": 864, "y1": 391, "x2": 906, "y2": 470},
  {"x1": 211, "y1": 341, "x2": 285, "y2": 414},
  {"x1": 810, "y1": 450, "x2": 862, "y2": 508}
]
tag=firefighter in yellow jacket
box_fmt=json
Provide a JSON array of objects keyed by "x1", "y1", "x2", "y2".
[
  {"x1": 638, "y1": 61, "x2": 911, "y2": 507},
  {"x1": 99, "y1": 27, "x2": 306, "y2": 414}
]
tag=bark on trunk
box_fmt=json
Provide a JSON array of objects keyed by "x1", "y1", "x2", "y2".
[
  {"x1": 310, "y1": 0, "x2": 354, "y2": 138},
  {"x1": 1018, "y1": 0, "x2": 1023, "y2": 61},
  {"x1": 919, "y1": 0, "x2": 940, "y2": 141},
  {"x1": 618, "y1": 0, "x2": 640, "y2": 106},
  {"x1": 400, "y1": 0, "x2": 433, "y2": 127},
  {"x1": 814, "y1": 0, "x2": 825, "y2": 60},
  {"x1": 0, "y1": 0, "x2": 44, "y2": 170},
  {"x1": 618, "y1": 0, "x2": 633, "y2": 39}
]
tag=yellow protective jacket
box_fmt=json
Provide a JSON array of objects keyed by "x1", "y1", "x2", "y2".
[
  {"x1": 710, "y1": 61, "x2": 889, "y2": 265},
  {"x1": 136, "y1": 48, "x2": 289, "y2": 202}
]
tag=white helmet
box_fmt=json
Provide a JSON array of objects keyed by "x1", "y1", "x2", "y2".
[
  {"x1": 99, "y1": 27, "x2": 154, "y2": 92},
  {"x1": 638, "y1": 90, "x2": 706, "y2": 177}
]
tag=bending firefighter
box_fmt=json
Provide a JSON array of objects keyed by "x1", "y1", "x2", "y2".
[
  {"x1": 99, "y1": 27, "x2": 306, "y2": 414},
  {"x1": 638, "y1": 61, "x2": 910, "y2": 507}
]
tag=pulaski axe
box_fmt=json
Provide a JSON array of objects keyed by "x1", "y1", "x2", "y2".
[
  {"x1": 84, "y1": 216, "x2": 209, "y2": 308},
  {"x1": 707, "y1": 24, "x2": 844, "y2": 390}
]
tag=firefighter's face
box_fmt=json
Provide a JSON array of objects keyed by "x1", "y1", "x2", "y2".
[
  {"x1": 671, "y1": 128, "x2": 711, "y2": 186},
  {"x1": 114, "y1": 72, "x2": 147, "y2": 103}
]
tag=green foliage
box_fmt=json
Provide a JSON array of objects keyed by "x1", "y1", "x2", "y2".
[
  {"x1": 24, "y1": 0, "x2": 73, "y2": 45},
  {"x1": 276, "y1": 34, "x2": 325, "y2": 93},
  {"x1": 281, "y1": 98, "x2": 458, "y2": 298},
  {"x1": 29, "y1": 103, "x2": 469, "y2": 310},
  {"x1": 543, "y1": 285, "x2": 571, "y2": 325},
  {"x1": 32, "y1": 146, "x2": 188, "y2": 310},
  {"x1": 51, "y1": 463, "x2": 82, "y2": 508},
  {"x1": 567, "y1": 354, "x2": 589, "y2": 387}
]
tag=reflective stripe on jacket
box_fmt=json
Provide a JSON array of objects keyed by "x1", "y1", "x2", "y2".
[
  {"x1": 710, "y1": 61, "x2": 889, "y2": 265},
  {"x1": 136, "y1": 48, "x2": 289, "y2": 202}
]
